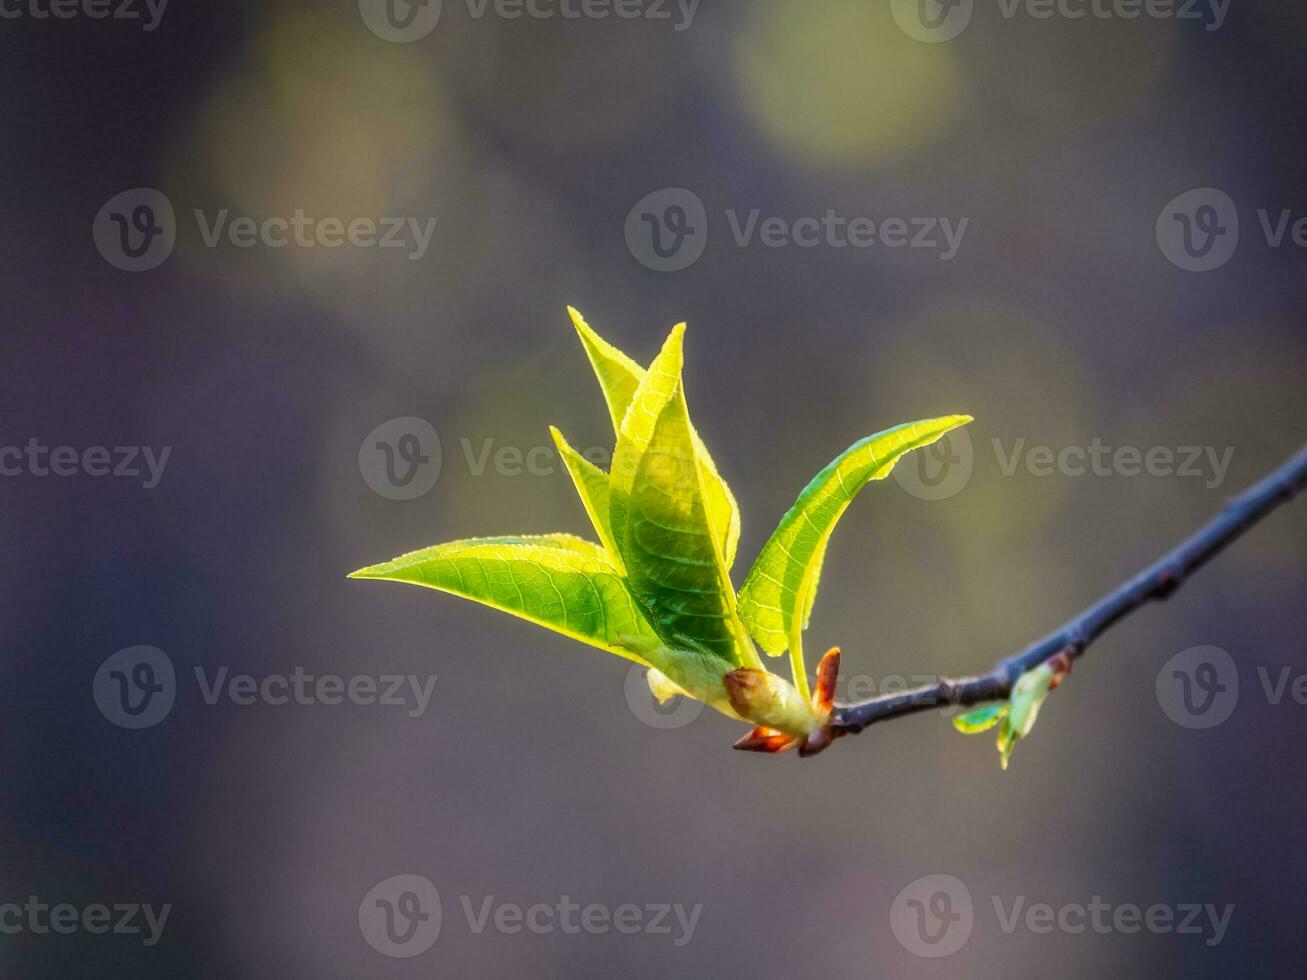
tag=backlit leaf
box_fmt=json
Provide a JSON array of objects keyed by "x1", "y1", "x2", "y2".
[
  {"x1": 952, "y1": 702, "x2": 1007, "y2": 734},
  {"x1": 738, "y1": 416, "x2": 973, "y2": 655},
  {"x1": 609, "y1": 332, "x2": 748, "y2": 665},
  {"x1": 550, "y1": 426, "x2": 624, "y2": 573},
  {"x1": 570, "y1": 308, "x2": 740, "y2": 568},
  {"x1": 349, "y1": 534, "x2": 658, "y2": 665}
]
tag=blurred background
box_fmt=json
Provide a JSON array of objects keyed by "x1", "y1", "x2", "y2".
[{"x1": 2, "y1": 0, "x2": 1305, "y2": 975}]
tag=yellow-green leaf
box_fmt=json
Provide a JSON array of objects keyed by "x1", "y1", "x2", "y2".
[
  {"x1": 738, "y1": 416, "x2": 974, "y2": 655},
  {"x1": 349, "y1": 534, "x2": 658, "y2": 665},
  {"x1": 618, "y1": 375, "x2": 746, "y2": 665},
  {"x1": 952, "y1": 703, "x2": 1007, "y2": 734},
  {"x1": 569, "y1": 305, "x2": 644, "y2": 435},
  {"x1": 600, "y1": 328, "x2": 750, "y2": 666},
  {"x1": 569, "y1": 308, "x2": 740, "y2": 569},
  {"x1": 998, "y1": 662, "x2": 1057, "y2": 770},
  {"x1": 550, "y1": 426, "x2": 625, "y2": 574}
]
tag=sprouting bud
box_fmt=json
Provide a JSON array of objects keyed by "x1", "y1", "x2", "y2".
[
  {"x1": 997, "y1": 659, "x2": 1063, "y2": 770},
  {"x1": 722, "y1": 668, "x2": 825, "y2": 739}
]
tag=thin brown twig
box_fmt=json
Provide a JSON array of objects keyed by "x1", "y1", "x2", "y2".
[{"x1": 825, "y1": 443, "x2": 1307, "y2": 741}]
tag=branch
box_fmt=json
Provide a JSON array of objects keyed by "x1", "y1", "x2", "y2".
[{"x1": 826, "y1": 443, "x2": 1307, "y2": 739}]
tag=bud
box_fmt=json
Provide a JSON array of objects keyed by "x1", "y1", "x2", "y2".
[{"x1": 722, "y1": 668, "x2": 825, "y2": 738}]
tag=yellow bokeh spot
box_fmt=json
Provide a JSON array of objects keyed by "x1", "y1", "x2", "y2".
[
  {"x1": 733, "y1": 0, "x2": 961, "y2": 170},
  {"x1": 175, "y1": 3, "x2": 452, "y2": 288}
]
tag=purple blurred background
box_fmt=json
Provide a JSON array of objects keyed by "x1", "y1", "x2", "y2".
[{"x1": 2, "y1": 0, "x2": 1305, "y2": 976}]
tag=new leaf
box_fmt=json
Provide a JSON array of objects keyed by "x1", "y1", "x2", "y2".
[
  {"x1": 608, "y1": 327, "x2": 754, "y2": 667},
  {"x1": 348, "y1": 534, "x2": 659, "y2": 665},
  {"x1": 737, "y1": 416, "x2": 973, "y2": 656}
]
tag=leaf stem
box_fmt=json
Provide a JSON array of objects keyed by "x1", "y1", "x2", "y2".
[{"x1": 788, "y1": 620, "x2": 811, "y2": 704}]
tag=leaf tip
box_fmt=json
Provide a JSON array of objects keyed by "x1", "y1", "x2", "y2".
[{"x1": 567, "y1": 305, "x2": 600, "y2": 344}]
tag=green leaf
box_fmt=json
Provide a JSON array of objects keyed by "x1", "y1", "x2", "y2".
[
  {"x1": 997, "y1": 662, "x2": 1057, "y2": 770},
  {"x1": 608, "y1": 329, "x2": 752, "y2": 666},
  {"x1": 569, "y1": 308, "x2": 740, "y2": 569},
  {"x1": 569, "y1": 305, "x2": 645, "y2": 435},
  {"x1": 952, "y1": 703, "x2": 1008, "y2": 734},
  {"x1": 549, "y1": 426, "x2": 625, "y2": 574},
  {"x1": 348, "y1": 534, "x2": 659, "y2": 665},
  {"x1": 737, "y1": 416, "x2": 974, "y2": 656}
]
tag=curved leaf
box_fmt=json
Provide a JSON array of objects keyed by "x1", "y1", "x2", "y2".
[
  {"x1": 569, "y1": 308, "x2": 740, "y2": 568},
  {"x1": 348, "y1": 534, "x2": 658, "y2": 665},
  {"x1": 952, "y1": 703, "x2": 1007, "y2": 734},
  {"x1": 604, "y1": 328, "x2": 751, "y2": 666},
  {"x1": 550, "y1": 426, "x2": 625, "y2": 574},
  {"x1": 568, "y1": 305, "x2": 644, "y2": 434},
  {"x1": 738, "y1": 415, "x2": 973, "y2": 655}
]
